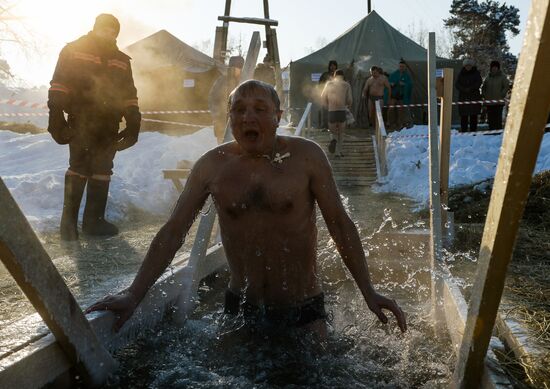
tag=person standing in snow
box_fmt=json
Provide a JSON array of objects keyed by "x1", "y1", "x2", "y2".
[
  {"x1": 47, "y1": 14, "x2": 141, "y2": 241},
  {"x1": 321, "y1": 69, "x2": 352, "y2": 157},
  {"x1": 388, "y1": 60, "x2": 413, "y2": 130},
  {"x1": 318, "y1": 60, "x2": 338, "y2": 129},
  {"x1": 481, "y1": 60, "x2": 509, "y2": 131},
  {"x1": 455, "y1": 58, "x2": 482, "y2": 132}
]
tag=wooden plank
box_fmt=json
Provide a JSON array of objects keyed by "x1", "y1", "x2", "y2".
[
  {"x1": 0, "y1": 178, "x2": 116, "y2": 387},
  {"x1": 453, "y1": 1, "x2": 550, "y2": 387},
  {"x1": 0, "y1": 245, "x2": 227, "y2": 388},
  {"x1": 439, "y1": 68, "x2": 453, "y2": 238},
  {"x1": 427, "y1": 33, "x2": 444, "y2": 328},
  {"x1": 217, "y1": 15, "x2": 278, "y2": 26}
]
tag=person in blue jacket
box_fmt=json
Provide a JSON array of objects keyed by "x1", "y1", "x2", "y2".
[{"x1": 388, "y1": 60, "x2": 412, "y2": 130}]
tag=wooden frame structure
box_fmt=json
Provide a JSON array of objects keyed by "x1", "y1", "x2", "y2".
[
  {"x1": 453, "y1": 0, "x2": 550, "y2": 386},
  {"x1": 213, "y1": 0, "x2": 283, "y2": 95},
  {"x1": 0, "y1": 178, "x2": 117, "y2": 387}
]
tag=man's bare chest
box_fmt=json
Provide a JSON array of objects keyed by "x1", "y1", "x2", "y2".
[{"x1": 211, "y1": 164, "x2": 309, "y2": 219}]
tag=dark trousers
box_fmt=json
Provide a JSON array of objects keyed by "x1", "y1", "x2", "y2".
[
  {"x1": 486, "y1": 105, "x2": 504, "y2": 131},
  {"x1": 460, "y1": 115, "x2": 478, "y2": 132}
]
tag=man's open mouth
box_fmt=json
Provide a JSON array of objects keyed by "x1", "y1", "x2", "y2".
[{"x1": 244, "y1": 130, "x2": 259, "y2": 141}]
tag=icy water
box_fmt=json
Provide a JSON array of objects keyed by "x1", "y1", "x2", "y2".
[{"x1": 1, "y1": 187, "x2": 455, "y2": 387}]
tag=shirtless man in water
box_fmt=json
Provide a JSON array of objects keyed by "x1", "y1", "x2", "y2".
[
  {"x1": 87, "y1": 80, "x2": 406, "y2": 337},
  {"x1": 362, "y1": 66, "x2": 391, "y2": 128}
]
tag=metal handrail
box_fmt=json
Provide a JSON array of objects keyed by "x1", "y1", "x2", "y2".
[
  {"x1": 293, "y1": 102, "x2": 312, "y2": 137},
  {"x1": 375, "y1": 100, "x2": 388, "y2": 177}
]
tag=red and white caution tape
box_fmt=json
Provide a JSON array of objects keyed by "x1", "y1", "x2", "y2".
[
  {"x1": 388, "y1": 129, "x2": 504, "y2": 139},
  {"x1": 142, "y1": 118, "x2": 211, "y2": 128},
  {"x1": 0, "y1": 99, "x2": 211, "y2": 115},
  {"x1": 0, "y1": 112, "x2": 48, "y2": 117},
  {"x1": 0, "y1": 99, "x2": 47, "y2": 109},
  {"x1": 142, "y1": 110, "x2": 210, "y2": 114},
  {"x1": 385, "y1": 99, "x2": 508, "y2": 109}
]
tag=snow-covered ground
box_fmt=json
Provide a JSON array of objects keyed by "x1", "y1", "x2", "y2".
[
  {"x1": 376, "y1": 126, "x2": 550, "y2": 205},
  {"x1": 0, "y1": 126, "x2": 293, "y2": 233}
]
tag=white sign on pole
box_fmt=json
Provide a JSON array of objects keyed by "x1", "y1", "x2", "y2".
[
  {"x1": 183, "y1": 79, "x2": 195, "y2": 88},
  {"x1": 311, "y1": 73, "x2": 322, "y2": 82}
]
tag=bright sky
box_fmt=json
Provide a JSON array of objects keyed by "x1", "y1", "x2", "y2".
[{"x1": 3, "y1": 0, "x2": 532, "y2": 87}]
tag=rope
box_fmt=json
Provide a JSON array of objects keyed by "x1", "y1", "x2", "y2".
[{"x1": 385, "y1": 99, "x2": 508, "y2": 109}]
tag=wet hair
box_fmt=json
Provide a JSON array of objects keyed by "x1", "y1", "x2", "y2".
[
  {"x1": 370, "y1": 66, "x2": 379, "y2": 73},
  {"x1": 93, "y1": 14, "x2": 120, "y2": 35},
  {"x1": 334, "y1": 69, "x2": 345, "y2": 77},
  {"x1": 229, "y1": 79, "x2": 281, "y2": 111}
]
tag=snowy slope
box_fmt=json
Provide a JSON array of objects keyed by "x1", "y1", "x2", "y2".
[
  {"x1": 376, "y1": 126, "x2": 550, "y2": 205},
  {"x1": 1, "y1": 126, "x2": 293, "y2": 233}
]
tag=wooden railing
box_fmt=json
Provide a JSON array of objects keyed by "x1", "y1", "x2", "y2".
[
  {"x1": 293, "y1": 102, "x2": 312, "y2": 138},
  {"x1": 374, "y1": 100, "x2": 388, "y2": 178}
]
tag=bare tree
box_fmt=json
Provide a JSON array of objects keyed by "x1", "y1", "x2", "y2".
[
  {"x1": 0, "y1": 2, "x2": 41, "y2": 81},
  {"x1": 401, "y1": 21, "x2": 455, "y2": 58}
]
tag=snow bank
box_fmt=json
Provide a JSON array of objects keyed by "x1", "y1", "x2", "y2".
[
  {"x1": 376, "y1": 126, "x2": 550, "y2": 205},
  {"x1": 0, "y1": 125, "x2": 295, "y2": 232}
]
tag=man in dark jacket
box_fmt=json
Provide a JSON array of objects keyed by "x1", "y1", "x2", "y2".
[
  {"x1": 48, "y1": 14, "x2": 141, "y2": 241},
  {"x1": 455, "y1": 58, "x2": 482, "y2": 132},
  {"x1": 481, "y1": 60, "x2": 509, "y2": 130}
]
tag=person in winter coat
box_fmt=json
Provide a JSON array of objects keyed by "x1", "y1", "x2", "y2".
[
  {"x1": 47, "y1": 14, "x2": 141, "y2": 241},
  {"x1": 208, "y1": 56, "x2": 244, "y2": 144},
  {"x1": 388, "y1": 60, "x2": 413, "y2": 130},
  {"x1": 481, "y1": 60, "x2": 510, "y2": 130},
  {"x1": 253, "y1": 55, "x2": 276, "y2": 86},
  {"x1": 455, "y1": 58, "x2": 483, "y2": 132},
  {"x1": 318, "y1": 60, "x2": 338, "y2": 129}
]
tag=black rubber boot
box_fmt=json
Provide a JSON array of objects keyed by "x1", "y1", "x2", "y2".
[
  {"x1": 82, "y1": 179, "x2": 119, "y2": 237},
  {"x1": 60, "y1": 175, "x2": 87, "y2": 241}
]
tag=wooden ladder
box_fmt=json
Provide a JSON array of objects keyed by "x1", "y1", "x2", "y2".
[{"x1": 307, "y1": 128, "x2": 378, "y2": 186}]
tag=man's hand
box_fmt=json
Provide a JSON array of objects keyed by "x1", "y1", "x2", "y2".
[
  {"x1": 47, "y1": 107, "x2": 72, "y2": 145},
  {"x1": 85, "y1": 291, "x2": 139, "y2": 332},
  {"x1": 116, "y1": 127, "x2": 139, "y2": 151},
  {"x1": 116, "y1": 106, "x2": 141, "y2": 151},
  {"x1": 365, "y1": 291, "x2": 407, "y2": 333}
]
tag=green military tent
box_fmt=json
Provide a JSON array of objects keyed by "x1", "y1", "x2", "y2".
[
  {"x1": 125, "y1": 30, "x2": 222, "y2": 131},
  {"x1": 289, "y1": 11, "x2": 461, "y2": 127}
]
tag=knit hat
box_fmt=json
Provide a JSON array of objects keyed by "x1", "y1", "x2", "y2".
[
  {"x1": 463, "y1": 58, "x2": 475, "y2": 67},
  {"x1": 93, "y1": 14, "x2": 120, "y2": 36},
  {"x1": 490, "y1": 60, "x2": 501, "y2": 69}
]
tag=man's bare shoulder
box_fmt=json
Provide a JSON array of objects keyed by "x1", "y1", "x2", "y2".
[{"x1": 283, "y1": 136, "x2": 330, "y2": 169}]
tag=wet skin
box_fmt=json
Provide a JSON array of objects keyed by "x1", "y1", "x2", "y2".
[{"x1": 87, "y1": 82, "x2": 407, "y2": 336}]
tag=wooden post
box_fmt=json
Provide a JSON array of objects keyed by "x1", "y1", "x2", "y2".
[
  {"x1": 427, "y1": 33, "x2": 444, "y2": 328},
  {"x1": 0, "y1": 178, "x2": 116, "y2": 387},
  {"x1": 173, "y1": 32, "x2": 262, "y2": 321},
  {"x1": 439, "y1": 68, "x2": 454, "y2": 241},
  {"x1": 453, "y1": 1, "x2": 550, "y2": 387}
]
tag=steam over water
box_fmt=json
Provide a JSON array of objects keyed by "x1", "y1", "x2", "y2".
[
  {"x1": 0, "y1": 165, "x2": 455, "y2": 386},
  {"x1": 101, "y1": 187, "x2": 455, "y2": 388}
]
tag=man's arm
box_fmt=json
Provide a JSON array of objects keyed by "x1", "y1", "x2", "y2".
[
  {"x1": 86, "y1": 153, "x2": 212, "y2": 329},
  {"x1": 384, "y1": 76, "x2": 392, "y2": 99},
  {"x1": 308, "y1": 143, "x2": 406, "y2": 332}
]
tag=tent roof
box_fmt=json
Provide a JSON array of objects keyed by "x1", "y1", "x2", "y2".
[
  {"x1": 294, "y1": 11, "x2": 434, "y2": 67},
  {"x1": 125, "y1": 30, "x2": 217, "y2": 73}
]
